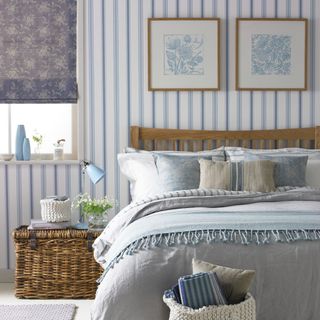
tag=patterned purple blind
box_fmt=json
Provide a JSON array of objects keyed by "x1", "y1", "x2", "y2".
[{"x1": 0, "y1": 0, "x2": 77, "y2": 103}]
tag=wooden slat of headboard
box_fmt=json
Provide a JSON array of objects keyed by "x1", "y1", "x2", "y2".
[
  {"x1": 131, "y1": 126, "x2": 320, "y2": 150},
  {"x1": 131, "y1": 126, "x2": 140, "y2": 149}
]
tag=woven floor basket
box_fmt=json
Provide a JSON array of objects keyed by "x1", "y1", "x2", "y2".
[
  {"x1": 163, "y1": 294, "x2": 256, "y2": 320},
  {"x1": 13, "y1": 226, "x2": 103, "y2": 299}
]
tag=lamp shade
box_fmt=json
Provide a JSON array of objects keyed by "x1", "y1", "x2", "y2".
[{"x1": 85, "y1": 163, "x2": 105, "y2": 184}]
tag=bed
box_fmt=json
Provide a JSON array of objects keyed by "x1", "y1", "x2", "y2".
[{"x1": 91, "y1": 126, "x2": 320, "y2": 320}]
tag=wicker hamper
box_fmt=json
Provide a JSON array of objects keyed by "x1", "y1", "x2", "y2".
[
  {"x1": 12, "y1": 226, "x2": 103, "y2": 299},
  {"x1": 163, "y1": 294, "x2": 256, "y2": 320}
]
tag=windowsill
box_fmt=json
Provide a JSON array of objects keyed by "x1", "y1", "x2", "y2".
[{"x1": 0, "y1": 159, "x2": 80, "y2": 165}]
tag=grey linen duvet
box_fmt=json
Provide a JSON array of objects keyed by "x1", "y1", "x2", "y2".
[{"x1": 91, "y1": 188, "x2": 320, "y2": 320}]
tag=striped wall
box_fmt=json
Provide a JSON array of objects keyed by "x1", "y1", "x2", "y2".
[
  {"x1": 86, "y1": 0, "x2": 320, "y2": 207},
  {"x1": 1, "y1": 0, "x2": 320, "y2": 275}
]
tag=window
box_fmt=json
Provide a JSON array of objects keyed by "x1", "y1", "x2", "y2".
[
  {"x1": 0, "y1": 104, "x2": 77, "y2": 160},
  {"x1": 0, "y1": 0, "x2": 83, "y2": 161}
]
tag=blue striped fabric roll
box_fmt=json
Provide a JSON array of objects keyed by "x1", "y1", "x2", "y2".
[
  {"x1": 172, "y1": 284, "x2": 181, "y2": 304},
  {"x1": 164, "y1": 289, "x2": 176, "y2": 299},
  {"x1": 178, "y1": 272, "x2": 227, "y2": 309}
]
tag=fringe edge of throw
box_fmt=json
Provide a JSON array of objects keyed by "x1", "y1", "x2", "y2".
[{"x1": 97, "y1": 229, "x2": 320, "y2": 283}]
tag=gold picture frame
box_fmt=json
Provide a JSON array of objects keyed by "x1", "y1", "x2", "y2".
[
  {"x1": 148, "y1": 18, "x2": 220, "y2": 91},
  {"x1": 236, "y1": 18, "x2": 308, "y2": 91}
]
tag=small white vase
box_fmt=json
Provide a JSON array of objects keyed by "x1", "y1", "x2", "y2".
[{"x1": 53, "y1": 147, "x2": 64, "y2": 160}]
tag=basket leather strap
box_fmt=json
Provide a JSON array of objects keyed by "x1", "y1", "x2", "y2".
[
  {"x1": 87, "y1": 232, "x2": 94, "y2": 252},
  {"x1": 29, "y1": 231, "x2": 37, "y2": 250}
]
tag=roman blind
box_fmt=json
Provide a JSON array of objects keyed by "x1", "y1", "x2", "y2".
[{"x1": 0, "y1": 0, "x2": 77, "y2": 103}]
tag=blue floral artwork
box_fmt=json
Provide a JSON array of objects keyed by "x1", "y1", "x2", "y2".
[
  {"x1": 164, "y1": 34, "x2": 204, "y2": 75},
  {"x1": 251, "y1": 34, "x2": 292, "y2": 75}
]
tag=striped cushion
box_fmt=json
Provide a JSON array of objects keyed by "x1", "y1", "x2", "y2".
[
  {"x1": 178, "y1": 272, "x2": 227, "y2": 309},
  {"x1": 198, "y1": 159, "x2": 276, "y2": 192},
  {"x1": 227, "y1": 152, "x2": 308, "y2": 188},
  {"x1": 230, "y1": 161, "x2": 243, "y2": 191},
  {"x1": 243, "y1": 154, "x2": 308, "y2": 187},
  {"x1": 243, "y1": 160, "x2": 275, "y2": 192},
  {"x1": 229, "y1": 160, "x2": 276, "y2": 192}
]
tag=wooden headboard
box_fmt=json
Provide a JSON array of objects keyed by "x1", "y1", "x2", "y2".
[{"x1": 131, "y1": 126, "x2": 320, "y2": 151}]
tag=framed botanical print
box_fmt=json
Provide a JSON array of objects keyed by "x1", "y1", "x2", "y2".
[
  {"x1": 236, "y1": 18, "x2": 308, "y2": 91},
  {"x1": 148, "y1": 18, "x2": 220, "y2": 91}
]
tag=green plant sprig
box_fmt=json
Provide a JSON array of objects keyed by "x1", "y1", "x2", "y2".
[
  {"x1": 72, "y1": 193, "x2": 113, "y2": 217},
  {"x1": 32, "y1": 133, "x2": 43, "y2": 145}
]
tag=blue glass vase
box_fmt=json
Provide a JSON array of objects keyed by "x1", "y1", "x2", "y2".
[
  {"x1": 15, "y1": 125, "x2": 26, "y2": 160},
  {"x1": 23, "y1": 138, "x2": 31, "y2": 161}
]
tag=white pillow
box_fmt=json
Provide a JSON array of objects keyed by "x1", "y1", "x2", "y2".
[
  {"x1": 117, "y1": 153, "x2": 164, "y2": 202},
  {"x1": 306, "y1": 160, "x2": 320, "y2": 188},
  {"x1": 225, "y1": 147, "x2": 320, "y2": 160},
  {"x1": 125, "y1": 147, "x2": 226, "y2": 158}
]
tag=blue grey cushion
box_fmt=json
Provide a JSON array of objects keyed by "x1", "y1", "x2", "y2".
[
  {"x1": 155, "y1": 153, "x2": 223, "y2": 192},
  {"x1": 244, "y1": 154, "x2": 308, "y2": 187}
]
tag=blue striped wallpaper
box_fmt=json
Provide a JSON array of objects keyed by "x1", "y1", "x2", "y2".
[
  {"x1": 0, "y1": 163, "x2": 82, "y2": 272},
  {"x1": 0, "y1": 0, "x2": 319, "y2": 273},
  {"x1": 86, "y1": 0, "x2": 319, "y2": 208}
]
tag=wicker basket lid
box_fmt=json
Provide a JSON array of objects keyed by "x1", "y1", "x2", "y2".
[{"x1": 12, "y1": 226, "x2": 101, "y2": 240}]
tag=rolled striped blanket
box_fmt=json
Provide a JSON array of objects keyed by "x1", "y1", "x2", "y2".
[{"x1": 178, "y1": 272, "x2": 227, "y2": 309}]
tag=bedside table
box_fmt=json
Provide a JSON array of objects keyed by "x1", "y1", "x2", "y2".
[{"x1": 12, "y1": 226, "x2": 103, "y2": 299}]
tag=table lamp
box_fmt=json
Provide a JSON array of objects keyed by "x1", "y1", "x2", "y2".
[{"x1": 81, "y1": 161, "x2": 105, "y2": 184}]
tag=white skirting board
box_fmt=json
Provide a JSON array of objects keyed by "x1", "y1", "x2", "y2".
[{"x1": 0, "y1": 269, "x2": 14, "y2": 283}]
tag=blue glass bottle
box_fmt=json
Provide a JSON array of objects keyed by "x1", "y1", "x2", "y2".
[
  {"x1": 23, "y1": 138, "x2": 31, "y2": 161},
  {"x1": 15, "y1": 125, "x2": 26, "y2": 161}
]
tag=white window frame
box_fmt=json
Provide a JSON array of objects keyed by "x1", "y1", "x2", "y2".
[
  {"x1": 5, "y1": 103, "x2": 78, "y2": 160},
  {"x1": 2, "y1": 0, "x2": 85, "y2": 163}
]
